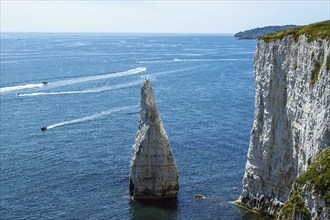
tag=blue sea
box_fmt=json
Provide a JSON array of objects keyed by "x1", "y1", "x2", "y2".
[{"x1": 0, "y1": 33, "x2": 265, "y2": 219}]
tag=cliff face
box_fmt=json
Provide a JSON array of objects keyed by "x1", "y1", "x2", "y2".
[
  {"x1": 238, "y1": 32, "x2": 330, "y2": 218},
  {"x1": 130, "y1": 79, "x2": 179, "y2": 200}
]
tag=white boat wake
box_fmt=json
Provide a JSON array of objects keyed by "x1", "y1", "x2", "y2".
[
  {"x1": 48, "y1": 67, "x2": 146, "y2": 89},
  {"x1": 0, "y1": 83, "x2": 45, "y2": 93},
  {"x1": 18, "y1": 80, "x2": 143, "y2": 96},
  {"x1": 0, "y1": 67, "x2": 146, "y2": 94},
  {"x1": 17, "y1": 67, "x2": 195, "y2": 97},
  {"x1": 45, "y1": 105, "x2": 138, "y2": 130}
]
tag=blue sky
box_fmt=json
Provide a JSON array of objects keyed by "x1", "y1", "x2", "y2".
[{"x1": 1, "y1": 1, "x2": 329, "y2": 33}]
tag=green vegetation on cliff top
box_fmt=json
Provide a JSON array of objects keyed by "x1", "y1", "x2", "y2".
[{"x1": 260, "y1": 20, "x2": 330, "y2": 42}]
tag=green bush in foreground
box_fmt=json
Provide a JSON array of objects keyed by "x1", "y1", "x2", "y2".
[
  {"x1": 279, "y1": 147, "x2": 330, "y2": 219},
  {"x1": 295, "y1": 147, "x2": 330, "y2": 202}
]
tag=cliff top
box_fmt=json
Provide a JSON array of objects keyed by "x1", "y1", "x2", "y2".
[
  {"x1": 259, "y1": 20, "x2": 330, "y2": 42},
  {"x1": 234, "y1": 25, "x2": 296, "y2": 39}
]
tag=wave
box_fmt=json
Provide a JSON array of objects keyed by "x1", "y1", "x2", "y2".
[
  {"x1": 0, "y1": 67, "x2": 146, "y2": 94},
  {"x1": 136, "y1": 58, "x2": 252, "y2": 64},
  {"x1": 0, "y1": 60, "x2": 19, "y2": 64},
  {"x1": 136, "y1": 60, "x2": 175, "y2": 64},
  {"x1": 152, "y1": 66, "x2": 196, "y2": 77},
  {"x1": 0, "y1": 83, "x2": 45, "y2": 93},
  {"x1": 46, "y1": 105, "x2": 137, "y2": 130}
]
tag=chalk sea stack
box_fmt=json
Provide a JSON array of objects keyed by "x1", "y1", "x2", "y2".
[{"x1": 130, "y1": 79, "x2": 179, "y2": 200}]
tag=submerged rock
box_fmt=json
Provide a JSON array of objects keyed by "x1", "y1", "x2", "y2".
[{"x1": 130, "y1": 79, "x2": 179, "y2": 200}]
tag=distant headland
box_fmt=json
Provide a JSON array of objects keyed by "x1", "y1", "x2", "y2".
[{"x1": 234, "y1": 25, "x2": 297, "y2": 39}]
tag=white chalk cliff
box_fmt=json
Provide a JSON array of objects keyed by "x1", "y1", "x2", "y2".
[
  {"x1": 237, "y1": 22, "x2": 330, "y2": 219},
  {"x1": 130, "y1": 79, "x2": 179, "y2": 200}
]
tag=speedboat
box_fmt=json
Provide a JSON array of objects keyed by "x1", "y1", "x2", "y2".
[
  {"x1": 194, "y1": 194, "x2": 205, "y2": 199},
  {"x1": 41, "y1": 126, "x2": 47, "y2": 131}
]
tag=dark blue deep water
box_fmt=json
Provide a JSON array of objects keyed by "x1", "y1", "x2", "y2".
[{"x1": 1, "y1": 33, "x2": 262, "y2": 219}]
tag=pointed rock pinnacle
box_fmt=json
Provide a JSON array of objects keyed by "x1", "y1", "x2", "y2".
[{"x1": 130, "y1": 79, "x2": 179, "y2": 200}]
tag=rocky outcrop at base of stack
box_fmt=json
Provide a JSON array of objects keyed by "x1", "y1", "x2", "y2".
[
  {"x1": 237, "y1": 20, "x2": 330, "y2": 219},
  {"x1": 130, "y1": 79, "x2": 179, "y2": 200}
]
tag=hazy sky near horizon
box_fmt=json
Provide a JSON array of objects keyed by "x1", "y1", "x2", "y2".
[{"x1": 1, "y1": 1, "x2": 329, "y2": 33}]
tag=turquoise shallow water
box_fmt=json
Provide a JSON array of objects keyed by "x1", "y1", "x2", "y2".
[{"x1": 0, "y1": 33, "x2": 265, "y2": 219}]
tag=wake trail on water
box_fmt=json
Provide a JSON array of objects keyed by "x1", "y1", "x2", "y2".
[
  {"x1": 19, "y1": 80, "x2": 143, "y2": 96},
  {"x1": 46, "y1": 105, "x2": 138, "y2": 130},
  {"x1": 19, "y1": 67, "x2": 195, "y2": 97},
  {"x1": 0, "y1": 83, "x2": 45, "y2": 93},
  {"x1": 0, "y1": 67, "x2": 146, "y2": 94},
  {"x1": 49, "y1": 67, "x2": 146, "y2": 89}
]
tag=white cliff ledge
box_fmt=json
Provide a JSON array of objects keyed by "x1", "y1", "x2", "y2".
[
  {"x1": 130, "y1": 79, "x2": 179, "y2": 200},
  {"x1": 237, "y1": 21, "x2": 330, "y2": 219}
]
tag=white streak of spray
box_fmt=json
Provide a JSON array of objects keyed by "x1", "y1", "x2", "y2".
[
  {"x1": 49, "y1": 67, "x2": 146, "y2": 89},
  {"x1": 19, "y1": 80, "x2": 143, "y2": 96},
  {"x1": 18, "y1": 67, "x2": 196, "y2": 97},
  {"x1": 46, "y1": 105, "x2": 138, "y2": 130},
  {"x1": 1, "y1": 67, "x2": 146, "y2": 94},
  {"x1": 0, "y1": 83, "x2": 45, "y2": 93}
]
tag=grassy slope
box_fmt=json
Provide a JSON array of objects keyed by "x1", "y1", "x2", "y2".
[{"x1": 259, "y1": 20, "x2": 330, "y2": 42}]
